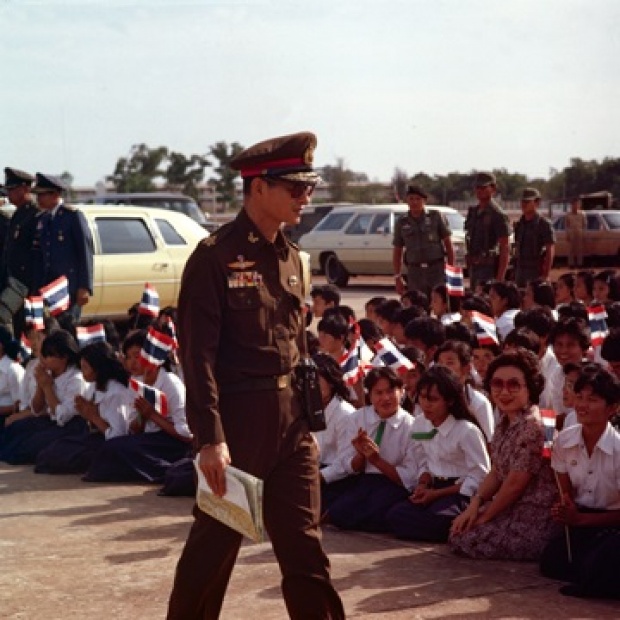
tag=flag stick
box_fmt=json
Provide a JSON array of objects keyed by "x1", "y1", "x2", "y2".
[{"x1": 553, "y1": 468, "x2": 573, "y2": 563}]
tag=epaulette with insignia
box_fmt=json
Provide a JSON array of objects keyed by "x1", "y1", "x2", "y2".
[
  {"x1": 62, "y1": 203, "x2": 78, "y2": 212},
  {"x1": 201, "y1": 221, "x2": 235, "y2": 247}
]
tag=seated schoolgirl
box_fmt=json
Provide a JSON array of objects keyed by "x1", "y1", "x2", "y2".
[
  {"x1": 540, "y1": 364, "x2": 620, "y2": 599},
  {"x1": 84, "y1": 329, "x2": 191, "y2": 483},
  {"x1": 0, "y1": 325, "x2": 25, "y2": 430},
  {"x1": 35, "y1": 341, "x2": 134, "y2": 474},
  {"x1": 430, "y1": 284, "x2": 461, "y2": 326},
  {"x1": 0, "y1": 330, "x2": 87, "y2": 465},
  {"x1": 323, "y1": 367, "x2": 419, "y2": 532},
  {"x1": 386, "y1": 366, "x2": 490, "y2": 542},
  {"x1": 434, "y1": 340, "x2": 495, "y2": 443}
]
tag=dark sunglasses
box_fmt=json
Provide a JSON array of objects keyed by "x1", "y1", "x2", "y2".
[{"x1": 265, "y1": 177, "x2": 315, "y2": 199}]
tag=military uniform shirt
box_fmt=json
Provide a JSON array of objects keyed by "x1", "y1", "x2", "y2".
[
  {"x1": 465, "y1": 200, "x2": 510, "y2": 256},
  {"x1": 392, "y1": 210, "x2": 450, "y2": 264},
  {"x1": 4, "y1": 201, "x2": 39, "y2": 291},
  {"x1": 177, "y1": 209, "x2": 306, "y2": 446},
  {"x1": 514, "y1": 214, "x2": 555, "y2": 264}
]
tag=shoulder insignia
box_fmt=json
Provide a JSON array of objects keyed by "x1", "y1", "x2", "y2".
[
  {"x1": 202, "y1": 235, "x2": 217, "y2": 246},
  {"x1": 248, "y1": 232, "x2": 260, "y2": 243}
]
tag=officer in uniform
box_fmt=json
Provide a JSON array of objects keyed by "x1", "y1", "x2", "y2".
[
  {"x1": 31, "y1": 174, "x2": 94, "y2": 322},
  {"x1": 464, "y1": 172, "x2": 511, "y2": 291},
  {"x1": 0, "y1": 168, "x2": 40, "y2": 336},
  {"x1": 392, "y1": 184, "x2": 454, "y2": 297},
  {"x1": 513, "y1": 187, "x2": 555, "y2": 287},
  {"x1": 167, "y1": 132, "x2": 345, "y2": 620}
]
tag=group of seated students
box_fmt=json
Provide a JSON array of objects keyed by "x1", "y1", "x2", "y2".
[
  {"x1": 309, "y1": 272, "x2": 620, "y2": 601},
  {"x1": 0, "y1": 307, "x2": 193, "y2": 495}
]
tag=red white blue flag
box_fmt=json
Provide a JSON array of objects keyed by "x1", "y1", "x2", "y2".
[
  {"x1": 445, "y1": 264, "x2": 464, "y2": 297},
  {"x1": 40, "y1": 276, "x2": 70, "y2": 316},
  {"x1": 375, "y1": 338, "x2": 414, "y2": 375},
  {"x1": 162, "y1": 315, "x2": 179, "y2": 350},
  {"x1": 138, "y1": 283, "x2": 160, "y2": 317},
  {"x1": 140, "y1": 326, "x2": 175, "y2": 368},
  {"x1": 24, "y1": 296, "x2": 45, "y2": 330},
  {"x1": 129, "y1": 378, "x2": 168, "y2": 416},
  {"x1": 588, "y1": 305, "x2": 609, "y2": 347},
  {"x1": 339, "y1": 346, "x2": 363, "y2": 386},
  {"x1": 472, "y1": 311, "x2": 499, "y2": 346},
  {"x1": 76, "y1": 324, "x2": 107, "y2": 348},
  {"x1": 540, "y1": 408, "x2": 556, "y2": 458},
  {"x1": 19, "y1": 334, "x2": 32, "y2": 361}
]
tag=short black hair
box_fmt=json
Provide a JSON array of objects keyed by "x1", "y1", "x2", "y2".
[
  {"x1": 574, "y1": 363, "x2": 620, "y2": 406},
  {"x1": 557, "y1": 301, "x2": 588, "y2": 323},
  {"x1": 503, "y1": 327, "x2": 541, "y2": 356},
  {"x1": 401, "y1": 289, "x2": 429, "y2": 312},
  {"x1": 364, "y1": 366, "x2": 404, "y2": 393},
  {"x1": 317, "y1": 314, "x2": 349, "y2": 340},
  {"x1": 489, "y1": 280, "x2": 521, "y2": 310},
  {"x1": 485, "y1": 349, "x2": 545, "y2": 405},
  {"x1": 514, "y1": 307, "x2": 556, "y2": 338},
  {"x1": 80, "y1": 342, "x2": 129, "y2": 390},
  {"x1": 40, "y1": 330, "x2": 80, "y2": 367},
  {"x1": 404, "y1": 317, "x2": 446, "y2": 348},
  {"x1": 375, "y1": 299, "x2": 403, "y2": 322},
  {"x1": 310, "y1": 284, "x2": 341, "y2": 306},
  {"x1": 549, "y1": 317, "x2": 590, "y2": 352},
  {"x1": 601, "y1": 328, "x2": 620, "y2": 363},
  {"x1": 528, "y1": 278, "x2": 556, "y2": 310}
]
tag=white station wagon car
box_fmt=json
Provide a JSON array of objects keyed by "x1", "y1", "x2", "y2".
[
  {"x1": 552, "y1": 210, "x2": 620, "y2": 261},
  {"x1": 298, "y1": 204, "x2": 466, "y2": 287}
]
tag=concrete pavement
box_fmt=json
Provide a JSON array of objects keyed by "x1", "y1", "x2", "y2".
[{"x1": 1, "y1": 464, "x2": 618, "y2": 619}]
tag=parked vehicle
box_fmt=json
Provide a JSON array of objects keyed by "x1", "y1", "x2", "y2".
[
  {"x1": 283, "y1": 203, "x2": 352, "y2": 243},
  {"x1": 298, "y1": 204, "x2": 466, "y2": 287},
  {"x1": 552, "y1": 210, "x2": 620, "y2": 262},
  {"x1": 77, "y1": 205, "x2": 207, "y2": 319},
  {"x1": 90, "y1": 192, "x2": 213, "y2": 230}
]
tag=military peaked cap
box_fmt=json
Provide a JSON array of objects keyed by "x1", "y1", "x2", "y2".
[
  {"x1": 32, "y1": 173, "x2": 67, "y2": 194},
  {"x1": 521, "y1": 187, "x2": 541, "y2": 201},
  {"x1": 4, "y1": 167, "x2": 35, "y2": 189},
  {"x1": 405, "y1": 184, "x2": 428, "y2": 199},
  {"x1": 474, "y1": 171, "x2": 497, "y2": 187}
]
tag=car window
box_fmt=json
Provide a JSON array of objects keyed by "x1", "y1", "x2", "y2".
[
  {"x1": 346, "y1": 214, "x2": 374, "y2": 235},
  {"x1": 553, "y1": 216, "x2": 566, "y2": 231},
  {"x1": 96, "y1": 217, "x2": 157, "y2": 254},
  {"x1": 315, "y1": 212, "x2": 353, "y2": 231},
  {"x1": 369, "y1": 213, "x2": 391, "y2": 234},
  {"x1": 602, "y1": 213, "x2": 620, "y2": 229},
  {"x1": 587, "y1": 214, "x2": 601, "y2": 231},
  {"x1": 442, "y1": 212, "x2": 464, "y2": 231},
  {"x1": 156, "y1": 219, "x2": 187, "y2": 245}
]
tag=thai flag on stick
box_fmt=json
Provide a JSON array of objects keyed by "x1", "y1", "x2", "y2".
[
  {"x1": 19, "y1": 334, "x2": 32, "y2": 361},
  {"x1": 588, "y1": 305, "x2": 609, "y2": 347},
  {"x1": 472, "y1": 311, "x2": 499, "y2": 346},
  {"x1": 375, "y1": 338, "x2": 414, "y2": 375},
  {"x1": 140, "y1": 326, "x2": 176, "y2": 368},
  {"x1": 540, "y1": 408, "x2": 556, "y2": 458},
  {"x1": 445, "y1": 264, "x2": 464, "y2": 297},
  {"x1": 138, "y1": 283, "x2": 160, "y2": 317},
  {"x1": 129, "y1": 378, "x2": 168, "y2": 416},
  {"x1": 76, "y1": 324, "x2": 106, "y2": 348},
  {"x1": 339, "y1": 346, "x2": 363, "y2": 386},
  {"x1": 40, "y1": 276, "x2": 70, "y2": 316},
  {"x1": 24, "y1": 296, "x2": 45, "y2": 330}
]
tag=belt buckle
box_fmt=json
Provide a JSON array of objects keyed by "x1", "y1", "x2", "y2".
[
  {"x1": 276, "y1": 375, "x2": 288, "y2": 390},
  {"x1": 420, "y1": 263, "x2": 428, "y2": 268}
]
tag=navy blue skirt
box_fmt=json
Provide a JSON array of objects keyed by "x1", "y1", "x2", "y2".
[
  {"x1": 35, "y1": 431, "x2": 105, "y2": 474},
  {"x1": 84, "y1": 431, "x2": 191, "y2": 483}
]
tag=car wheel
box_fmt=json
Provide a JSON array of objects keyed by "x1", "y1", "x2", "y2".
[{"x1": 324, "y1": 253, "x2": 349, "y2": 288}]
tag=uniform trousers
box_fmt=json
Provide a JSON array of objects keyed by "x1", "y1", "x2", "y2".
[
  {"x1": 406, "y1": 262, "x2": 444, "y2": 297},
  {"x1": 540, "y1": 521, "x2": 620, "y2": 599},
  {"x1": 167, "y1": 387, "x2": 344, "y2": 620},
  {"x1": 566, "y1": 231, "x2": 584, "y2": 268},
  {"x1": 514, "y1": 265, "x2": 541, "y2": 288},
  {"x1": 469, "y1": 264, "x2": 496, "y2": 292}
]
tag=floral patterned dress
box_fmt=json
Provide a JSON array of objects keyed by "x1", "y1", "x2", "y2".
[{"x1": 449, "y1": 406, "x2": 558, "y2": 560}]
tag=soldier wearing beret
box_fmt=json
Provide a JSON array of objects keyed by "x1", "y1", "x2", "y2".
[
  {"x1": 513, "y1": 187, "x2": 555, "y2": 287},
  {"x1": 0, "y1": 168, "x2": 39, "y2": 335},
  {"x1": 32, "y1": 174, "x2": 94, "y2": 322},
  {"x1": 167, "y1": 132, "x2": 344, "y2": 620},
  {"x1": 393, "y1": 184, "x2": 454, "y2": 297},
  {"x1": 464, "y1": 172, "x2": 511, "y2": 291}
]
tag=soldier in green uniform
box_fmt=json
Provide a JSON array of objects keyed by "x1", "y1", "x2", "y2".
[
  {"x1": 167, "y1": 132, "x2": 344, "y2": 620},
  {"x1": 465, "y1": 172, "x2": 511, "y2": 291},
  {"x1": 0, "y1": 168, "x2": 40, "y2": 336},
  {"x1": 513, "y1": 187, "x2": 555, "y2": 288},
  {"x1": 392, "y1": 185, "x2": 454, "y2": 297}
]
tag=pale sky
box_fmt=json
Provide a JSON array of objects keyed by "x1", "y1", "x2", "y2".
[{"x1": 2, "y1": 0, "x2": 619, "y2": 187}]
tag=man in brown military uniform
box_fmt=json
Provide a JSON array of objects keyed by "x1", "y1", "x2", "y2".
[
  {"x1": 464, "y1": 172, "x2": 511, "y2": 291},
  {"x1": 167, "y1": 132, "x2": 345, "y2": 620}
]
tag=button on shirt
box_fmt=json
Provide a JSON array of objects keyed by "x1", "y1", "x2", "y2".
[
  {"x1": 337, "y1": 405, "x2": 419, "y2": 490},
  {"x1": 552, "y1": 423, "x2": 620, "y2": 510},
  {"x1": 411, "y1": 414, "x2": 490, "y2": 497}
]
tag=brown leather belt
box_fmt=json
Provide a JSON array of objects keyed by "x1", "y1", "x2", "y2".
[{"x1": 219, "y1": 374, "x2": 292, "y2": 394}]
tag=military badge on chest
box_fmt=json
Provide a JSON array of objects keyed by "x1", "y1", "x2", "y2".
[{"x1": 227, "y1": 255, "x2": 263, "y2": 289}]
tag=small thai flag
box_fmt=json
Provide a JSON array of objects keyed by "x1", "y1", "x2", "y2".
[
  {"x1": 445, "y1": 264, "x2": 464, "y2": 297},
  {"x1": 375, "y1": 338, "x2": 414, "y2": 374},
  {"x1": 129, "y1": 378, "x2": 168, "y2": 416},
  {"x1": 339, "y1": 346, "x2": 364, "y2": 386},
  {"x1": 138, "y1": 283, "x2": 160, "y2": 317},
  {"x1": 588, "y1": 305, "x2": 609, "y2": 347},
  {"x1": 540, "y1": 408, "x2": 556, "y2": 458},
  {"x1": 140, "y1": 326, "x2": 176, "y2": 368},
  {"x1": 76, "y1": 324, "x2": 107, "y2": 348},
  {"x1": 40, "y1": 276, "x2": 70, "y2": 316},
  {"x1": 20, "y1": 334, "x2": 32, "y2": 361},
  {"x1": 24, "y1": 296, "x2": 45, "y2": 330},
  {"x1": 472, "y1": 311, "x2": 499, "y2": 346},
  {"x1": 162, "y1": 315, "x2": 179, "y2": 350}
]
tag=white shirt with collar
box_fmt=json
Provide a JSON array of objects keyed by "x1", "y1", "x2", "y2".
[
  {"x1": 315, "y1": 395, "x2": 356, "y2": 484},
  {"x1": 410, "y1": 413, "x2": 490, "y2": 497},
  {"x1": 32, "y1": 366, "x2": 87, "y2": 425},
  {"x1": 465, "y1": 384, "x2": 495, "y2": 443},
  {"x1": 337, "y1": 405, "x2": 419, "y2": 491},
  {"x1": 496, "y1": 308, "x2": 519, "y2": 341},
  {"x1": 19, "y1": 358, "x2": 39, "y2": 410},
  {"x1": 552, "y1": 422, "x2": 620, "y2": 510},
  {"x1": 84, "y1": 379, "x2": 135, "y2": 440},
  {"x1": 0, "y1": 355, "x2": 25, "y2": 407}
]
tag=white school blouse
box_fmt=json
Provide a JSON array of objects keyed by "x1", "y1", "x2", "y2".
[
  {"x1": 84, "y1": 379, "x2": 136, "y2": 440},
  {"x1": 466, "y1": 384, "x2": 495, "y2": 443},
  {"x1": 411, "y1": 414, "x2": 490, "y2": 497},
  {"x1": 0, "y1": 355, "x2": 24, "y2": 407},
  {"x1": 32, "y1": 366, "x2": 87, "y2": 426}
]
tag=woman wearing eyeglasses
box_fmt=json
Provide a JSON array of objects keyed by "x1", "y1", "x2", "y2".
[{"x1": 450, "y1": 349, "x2": 558, "y2": 559}]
